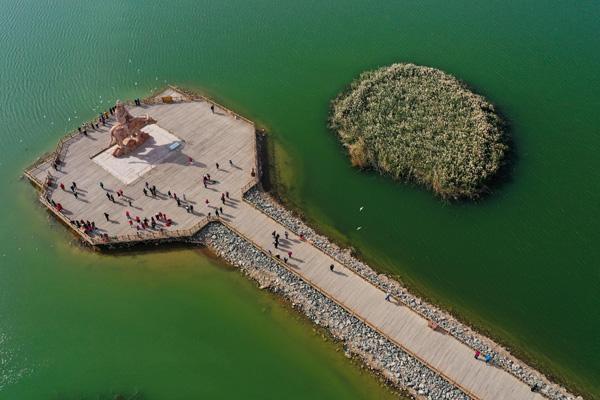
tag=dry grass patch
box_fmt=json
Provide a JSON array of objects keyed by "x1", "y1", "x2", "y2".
[{"x1": 329, "y1": 63, "x2": 508, "y2": 199}]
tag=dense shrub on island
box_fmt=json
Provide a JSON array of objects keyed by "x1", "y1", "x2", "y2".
[{"x1": 329, "y1": 63, "x2": 508, "y2": 199}]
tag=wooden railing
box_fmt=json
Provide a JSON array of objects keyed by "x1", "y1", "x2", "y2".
[
  {"x1": 98, "y1": 215, "x2": 214, "y2": 245},
  {"x1": 167, "y1": 85, "x2": 256, "y2": 127}
]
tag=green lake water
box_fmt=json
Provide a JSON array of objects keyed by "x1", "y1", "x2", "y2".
[{"x1": 0, "y1": 0, "x2": 598, "y2": 398}]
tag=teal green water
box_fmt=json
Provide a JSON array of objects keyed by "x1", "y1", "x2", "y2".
[{"x1": 1, "y1": 0, "x2": 599, "y2": 398}]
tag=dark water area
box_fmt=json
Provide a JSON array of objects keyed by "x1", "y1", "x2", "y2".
[{"x1": 0, "y1": 0, "x2": 598, "y2": 398}]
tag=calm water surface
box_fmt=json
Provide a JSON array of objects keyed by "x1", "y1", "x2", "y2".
[{"x1": 0, "y1": 0, "x2": 598, "y2": 398}]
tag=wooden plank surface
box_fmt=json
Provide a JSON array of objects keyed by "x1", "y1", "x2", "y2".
[{"x1": 39, "y1": 92, "x2": 257, "y2": 240}]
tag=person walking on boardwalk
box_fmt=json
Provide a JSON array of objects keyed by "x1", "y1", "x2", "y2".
[
  {"x1": 216, "y1": 162, "x2": 219, "y2": 169},
  {"x1": 474, "y1": 350, "x2": 481, "y2": 360},
  {"x1": 284, "y1": 231, "x2": 289, "y2": 239},
  {"x1": 73, "y1": 191, "x2": 78, "y2": 199},
  {"x1": 225, "y1": 191, "x2": 229, "y2": 199},
  {"x1": 104, "y1": 212, "x2": 109, "y2": 221},
  {"x1": 210, "y1": 104, "x2": 215, "y2": 113},
  {"x1": 385, "y1": 293, "x2": 392, "y2": 302},
  {"x1": 221, "y1": 193, "x2": 225, "y2": 204},
  {"x1": 330, "y1": 264, "x2": 334, "y2": 272},
  {"x1": 60, "y1": 183, "x2": 65, "y2": 191},
  {"x1": 219, "y1": 206, "x2": 223, "y2": 214},
  {"x1": 215, "y1": 209, "x2": 220, "y2": 217},
  {"x1": 72, "y1": 181, "x2": 77, "y2": 190},
  {"x1": 287, "y1": 251, "x2": 292, "y2": 259},
  {"x1": 100, "y1": 182, "x2": 104, "y2": 189}
]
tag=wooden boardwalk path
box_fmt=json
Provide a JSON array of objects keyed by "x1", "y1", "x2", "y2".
[{"x1": 26, "y1": 87, "x2": 547, "y2": 399}]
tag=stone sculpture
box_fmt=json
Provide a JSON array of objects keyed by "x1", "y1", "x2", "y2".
[{"x1": 109, "y1": 100, "x2": 156, "y2": 157}]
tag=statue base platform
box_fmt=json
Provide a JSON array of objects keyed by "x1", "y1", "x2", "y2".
[{"x1": 92, "y1": 124, "x2": 182, "y2": 184}]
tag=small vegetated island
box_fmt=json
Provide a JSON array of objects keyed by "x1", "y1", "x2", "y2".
[{"x1": 329, "y1": 63, "x2": 508, "y2": 200}]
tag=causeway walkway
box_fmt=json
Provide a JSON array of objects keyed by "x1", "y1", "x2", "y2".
[{"x1": 219, "y1": 201, "x2": 544, "y2": 400}]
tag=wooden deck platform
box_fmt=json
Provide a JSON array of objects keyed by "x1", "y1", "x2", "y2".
[
  {"x1": 25, "y1": 87, "x2": 548, "y2": 399},
  {"x1": 25, "y1": 87, "x2": 258, "y2": 245}
]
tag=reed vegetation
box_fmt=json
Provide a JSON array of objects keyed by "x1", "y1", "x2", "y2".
[{"x1": 329, "y1": 63, "x2": 507, "y2": 199}]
